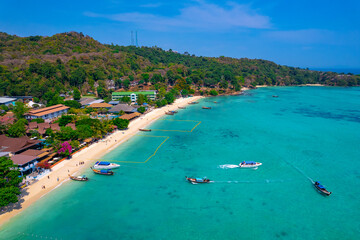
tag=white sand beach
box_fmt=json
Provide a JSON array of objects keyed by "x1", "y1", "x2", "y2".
[{"x1": 0, "y1": 96, "x2": 202, "y2": 227}]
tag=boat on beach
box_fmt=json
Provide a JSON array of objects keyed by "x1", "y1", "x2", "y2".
[
  {"x1": 314, "y1": 181, "x2": 332, "y2": 196},
  {"x1": 171, "y1": 110, "x2": 178, "y2": 113},
  {"x1": 91, "y1": 167, "x2": 114, "y2": 175},
  {"x1": 202, "y1": 106, "x2": 211, "y2": 109},
  {"x1": 139, "y1": 128, "x2": 151, "y2": 132},
  {"x1": 178, "y1": 106, "x2": 186, "y2": 109},
  {"x1": 239, "y1": 161, "x2": 262, "y2": 168},
  {"x1": 189, "y1": 101, "x2": 199, "y2": 104},
  {"x1": 185, "y1": 176, "x2": 211, "y2": 184},
  {"x1": 69, "y1": 174, "x2": 88, "y2": 181},
  {"x1": 165, "y1": 111, "x2": 174, "y2": 115},
  {"x1": 93, "y1": 161, "x2": 120, "y2": 169}
]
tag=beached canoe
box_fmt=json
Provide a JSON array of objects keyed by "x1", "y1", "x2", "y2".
[
  {"x1": 185, "y1": 176, "x2": 211, "y2": 184},
  {"x1": 139, "y1": 128, "x2": 151, "y2": 132},
  {"x1": 314, "y1": 181, "x2": 332, "y2": 196},
  {"x1": 69, "y1": 174, "x2": 88, "y2": 181},
  {"x1": 91, "y1": 167, "x2": 114, "y2": 175}
]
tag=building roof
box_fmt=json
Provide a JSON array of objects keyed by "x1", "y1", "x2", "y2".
[
  {"x1": 0, "y1": 97, "x2": 16, "y2": 104},
  {"x1": 21, "y1": 149, "x2": 49, "y2": 158},
  {"x1": 112, "y1": 91, "x2": 156, "y2": 96},
  {"x1": 119, "y1": 112, "x2": 141, "y2": 120},
  {"x1": 27, "y1": 104, "x2": 69, "y2": 117},
  {"x1": 66, "y1": 123, "x2": 76, "y2": 130},
  {"x1": 108, "y1": 101, "x2": 119, "y2": 105},
  {"x1": 109, "y1": 104, "x2": 137, "y2": 113},
  {"x1": 88, "y1": 103, "x2": 112, "y2": 108},
  {"x1": 0, "y1": 135, "x2": 41, "y2": 153},
  {"x1": 11, "y1": 154, "x2": 38, "y2": 166},
  {"x1": 80, "y1": 98, "x2": 96, "y2": 106},
  {"x1": 0, "y1": 112, "x2": 15, "y2": 125},
  {"x1": 50, "y1": 123, "x2": 60, "y2": 131},
  {"x1": 28, "y1": 122, "x2": 38, "y2": 130}
]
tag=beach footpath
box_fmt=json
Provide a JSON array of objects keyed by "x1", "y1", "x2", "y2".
[{"x1": 0, "y1": 96, "x2": 203, "y2": 227}]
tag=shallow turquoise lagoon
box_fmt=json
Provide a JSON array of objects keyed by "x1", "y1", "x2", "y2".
[{"x1": 1, "y1": 87, "x2": 359, "y2": 239}]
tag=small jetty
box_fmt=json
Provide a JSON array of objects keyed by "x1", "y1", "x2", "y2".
[
  {"x1": 202, "y1": 106, "x2": 211, "y2": 109},
  {"x1": 69, "y1": 174, "x2": 88, "y2": 181},
  {"x1": 314, "y1": 181, "x2": 332, "y2": 196},
  {"x1": 139, "y1": 128, "x2": 151, "y2": 132},
  {"x1": 178, "y1": 106, "x2": 186, "y2": 109}
]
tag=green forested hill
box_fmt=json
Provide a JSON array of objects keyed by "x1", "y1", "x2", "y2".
[{"x1": 0, "y1": 31, "x2": 358, "y2": 101}]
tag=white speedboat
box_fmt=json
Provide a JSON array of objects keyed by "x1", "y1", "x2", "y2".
[
  {"x1": 93, "y1": 161, "x2": 120, "y2": 169},
  {"x1": 239, "y1": 161, "x2": 262, "y2": 168}
]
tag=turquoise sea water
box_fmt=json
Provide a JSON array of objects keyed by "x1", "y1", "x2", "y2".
[{"x1": 1, "y1": 87, "x2": 360, "y2": 240}]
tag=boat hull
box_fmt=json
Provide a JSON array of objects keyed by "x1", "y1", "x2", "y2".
[
  {"x1": 239, "y1": 162, "x2": 262, "y2": 168},
  {"x1": 93, "y1": 163, "x2": 120, "y2": 170},
  {"x1": 314, "y1": 185, "x2": 331, "y2": 196}
]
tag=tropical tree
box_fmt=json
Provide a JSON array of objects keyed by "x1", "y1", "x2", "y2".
[
  {"x1": 7, "y1": 119, "x2": 27, "y2": 137},
  {"x1": 13, "y1": 101, "x2": 29, "y2": 119},
  {"x1": 0, "y1": 156, "x2": 22, "y2": 207},
  {"x1": 121, "y1": 96, "x2": 131, "y2": 103},
  {"x1": 113, "y1": 118, "x2": 129, "y2": 130},
  {"x1": 73, "y1": 88, "x2": 81, "y2": 101},
  {"x1": 137, "y1": 106, "x2": 146, "y2": 114}
]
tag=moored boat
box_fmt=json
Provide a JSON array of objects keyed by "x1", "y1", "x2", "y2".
[
  {"x1": 69, "y1": 174, "x2": 88, "y2": 181},
  {"x1": 189, "y1": 101, "x2": 199, "y2": 104},
  {"x1": 178, "y1": 106, "x2": 186, "y2": 109},
  {"x1": 202, "y1": 106, "x2": 211, "y2": 109},
  {"x1": 139, "y1": 128, "x2": 151, "y2": 132},
  {"x1": 171, "y1": 110, "x2": 178, "y2": 113},
  {"x1": 93, "y1": 161, "x2": 120, "y2": 169},
  {"x1": 272, "y1": 95, "x2": 279, "y2": 98},
  {"x1": 314, "y1": 181, "x2": 332, "y2": 196},
  {"x1": 185, "y1": 176, "x2": 211, "y2": 184},
  {"x1": 239, "y1": 161, "x2": 262, "y2": 168},
  {"x1": 91, "y1": 167, "x2": 114, "y2": 175},
  {"x1": 165, "y1": 111, "x2": 174, "y2": 115}
]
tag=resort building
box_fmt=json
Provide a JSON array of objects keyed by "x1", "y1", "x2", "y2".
[
  {"x1": 119, "y1": 112, "x2": 141, "y2": 121},
  {"x1": 112, "y1": 91, "x2": 156, "y2": 102},
  {"x1": 109, "y1": 104, "x2": 137, "y2": 114},
  {"x1": 79, "y1": 98, "x2": 104, "y2": 107},
  {"x1": 0, "y1": 135, "x2": 41, "y2": 155},
  {"x1": 25, "y1": 104, "x2": 69, "y2": 120},
  {"x1": 88, "y1": 103, "x2": 113, "y2": 109},
  {"x1": 0, "y1": 97, "x2": 17, "y2": 106}
]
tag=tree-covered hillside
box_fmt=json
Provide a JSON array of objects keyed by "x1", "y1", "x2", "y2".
[{"x1": 0, "y1": 31, "x2": 358, "y2": 101}]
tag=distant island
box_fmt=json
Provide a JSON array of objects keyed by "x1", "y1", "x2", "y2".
[{"x1": 0, "y1": 31, "x2": 359, "y2": 103}]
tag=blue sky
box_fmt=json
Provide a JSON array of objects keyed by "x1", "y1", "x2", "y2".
[{"x1": 1, "y1": 0, "x2": 359, "y2": 69}]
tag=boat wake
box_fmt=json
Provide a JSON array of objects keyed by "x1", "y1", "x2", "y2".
[
  {"x1": 213, "y1": 179, "x2": 286, "y2": 184},
  {"x1": 218, "y1": 164, "x2": 240, "y2": 169}
]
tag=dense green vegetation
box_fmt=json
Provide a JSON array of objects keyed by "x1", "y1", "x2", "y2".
[
  {"x1": 0, "y1": 156, "x2": 22, "y2": 207},
  {"x1": 0, "y1": 31, "x2": 359, "y2": 103}
]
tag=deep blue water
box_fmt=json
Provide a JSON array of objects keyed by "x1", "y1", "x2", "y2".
[{"x1": 0, "y1": 87, "x2": 359, "y2": 239}]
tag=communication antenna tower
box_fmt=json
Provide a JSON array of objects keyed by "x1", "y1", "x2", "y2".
[
  {"x1": 131, "y1": 31, "x2": 134, "y2": 46},
  {"x1": 136, "y1": 31, "x2": 138, "y2": 47}
]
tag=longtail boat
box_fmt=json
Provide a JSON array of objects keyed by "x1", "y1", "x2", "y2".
[
  {"x1": 165, "y1": 111, "x2": 174, "y2": 115},
  {"x1": 69, "y1": 174, "x2": 88, "y2": 181},
  {"x1": 178, "y1": 106, "x2": 186, "y2": 109},
  {"x1": 91, "y1": 167, "x2": 114, "y2": 175},
  {"x1": 185, "y1": 176, "x2": 211, "y2": 184},
  {"x1": 139, "y1": 128, "x2": 151, "y2": 132},
  {"x1": 314, "y1": 181, "x2": 332, "y2": 196},
  {"x1": 202, "y1": 106, "x2": 211, "y2": 109},
  {"x1": 189, "y1": 102, "x2": 199, "y2": 104}
]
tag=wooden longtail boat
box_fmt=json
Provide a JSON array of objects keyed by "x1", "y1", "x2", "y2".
[
  {"x1": 178, "y1": 106, "x2": 186, "y2": 109},
  {"x1": 165, "y1": 111, "x2": 174, "y2": 115},
  {"x1": 139, "y1": 128, "x2": 151, "y2": 132},
  {"x1": 185, "y1": 176, "x2": 211, "y2": 184},
  {"x1": 314, "y1": 181, "x2": 332, "y2": 196},
  {"x1": 189, "y1": 102, "x2": 199, "y2": 104},
  {"x1": 91, "y1": 167, "x2": 114, "y2": 175},
  {"x1": 202, "y1": 106, "x2": 211, "y2": 109},
  {"x1": 69, "y1": 174, "x2": 88, "y2": 181}
]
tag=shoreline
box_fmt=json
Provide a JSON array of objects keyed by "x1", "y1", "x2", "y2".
[{"x1": 0, "y1": 96, "x2": 203, "y2": 227}]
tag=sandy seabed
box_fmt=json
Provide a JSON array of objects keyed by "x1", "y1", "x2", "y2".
[{"x1": 0, "y1": 96, "x2": 202, "y2": 227}]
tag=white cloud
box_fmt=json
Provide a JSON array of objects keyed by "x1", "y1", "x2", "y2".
[{"x1": 84, "y1": 1, "x2": 271, "y2": 31}]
